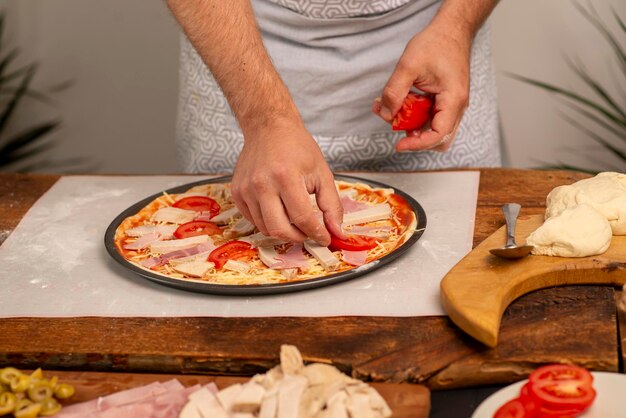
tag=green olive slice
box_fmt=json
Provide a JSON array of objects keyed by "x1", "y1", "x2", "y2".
[
  {"x1": 14, "y1": 398, "x2": 42, "y2": 418},
  {"x1": 10, "y1": 374, "x2": 31, "y2": 393},
  {"x1": 54, "y1": 383, "x2": 75, "y2": 399},
  {"x1": 0, "y1": 367, "x2": 21, "y2": 385},
  {"x1": 39, "y1": 397, "x2": 62, "y2": 416},
  {"x1": 28, "y1": 381, "x2": 53, "y2": 402},
  {"x1": 48, "y1": 376, "x2": 58, "y2": 390},
  {"x1": 0, "y1": 391, "x2": 17, "y2": 415},
  {"x1": 29, "y1": 368, "x2": 44, "y2": 381}
]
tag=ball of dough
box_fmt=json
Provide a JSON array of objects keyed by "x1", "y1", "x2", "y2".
[
  {"x1": 528, "y1": 204, "x2": 612, "y2": 257},
  {"x1": 546, "y1": 172, "x2": 626, "y2": 235}
]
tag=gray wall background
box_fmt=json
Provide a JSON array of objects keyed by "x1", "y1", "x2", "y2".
[{"x1": 6, "y1": 0, "x2": 625, "y2": 173}]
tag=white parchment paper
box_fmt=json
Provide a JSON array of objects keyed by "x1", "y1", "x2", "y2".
[{"x1": 0, "y1": 172, "x2": 479, "y2": 317}]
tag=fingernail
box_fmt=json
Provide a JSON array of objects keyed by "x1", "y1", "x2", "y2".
[{"x1": 318, "y1": 237, "x2": 331, "y2": 247}]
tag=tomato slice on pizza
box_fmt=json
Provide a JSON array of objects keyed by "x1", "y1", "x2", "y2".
[
  {"x1": 329, "y1": 234, "x2": 378, "y2": 252},
  {"x1": 113, "y1": 180, "x2": 418, "y2": 285},
  {"x1": 174, "y1": 221, "x2": 222, "y2": 239},
  {"x1": 209, "y1": 241, "x2": 257, "y2": 269},
  {"x1": 173, "y1": 196, "x2": 221, "y2": 217}
]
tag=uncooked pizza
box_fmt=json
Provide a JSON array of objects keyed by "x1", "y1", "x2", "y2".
[{"x1": 113, "y1": 180, "x2": 418, "y2": 286}]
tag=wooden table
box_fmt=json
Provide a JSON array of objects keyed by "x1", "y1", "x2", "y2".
[{"x1": 0, "y1": 169, "x2": 623, "y2": 392}]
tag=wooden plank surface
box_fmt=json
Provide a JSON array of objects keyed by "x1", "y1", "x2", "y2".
[
  {"x1": 441, "y1": 214, "x2": 626, "y2": 347},
  {"x1": 618, "y1": 290, "x2": 626, "y2": 370},
  {"x1": 36, "y1": 370, "x2": 431, "y2": 418},
  {"x1": 0, "y1": 169, "x2": 620, "y2": 389},
  {"x1": 428, "y1": 286, "x2": 618, "y2": 389}
]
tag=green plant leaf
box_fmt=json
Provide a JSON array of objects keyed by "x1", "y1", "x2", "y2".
[
  {"x1": 0, "y1": 120, "x2": 59, "y2": 157},
  {"x1": 0, "y1": 10, "x2": 76, "y2": 173},
  {"x1": 508, "y1": 73, "x2": 626, "y2": 129},
  {"x1": 0, "y1": 86, "x2": 56, "y2": 105},
  {"x1": 0, "y1": 48, "x2": 19, "y2": 81},
  {"x1": 560, "y1": 112, "x2": 626, "y2": 165},
  {"x1": 0, "y1": 14, "x2": 4, "y2": 54},
  {"x1": 615, "y1": 7, "x2": 626, "y2": 33},
  {"x1": 0, "y1": 64, "x2": 36, "y2": 137},
  {"x1": 0, "y1": 64, "x2": 40, "y2": 85},
  {"x1": 575, "y1": 2, "x2": 626, "y2": 66},
  {"x1": 563, "y1": 101, "x2": 626, "y2": 142},
  {"x1": 566, "y1": 56, "x2": 626, "y2": 120},
  {"x1": 0, "y1": 141, "x2": 56, "y2": 167}
]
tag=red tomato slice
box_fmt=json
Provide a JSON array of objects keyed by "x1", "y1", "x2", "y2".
[
  {"x1": 391, "y1": 93, "x2": 433, "y2": 131},
  {"x1": 493, "y1": 398, "x2": 531, "y2": 418},
  {"x1": 529, "y1": 365, "x2": 593, "y2": 388},
  {"x1": 173, "y1": 196, "x2": 221, "y2": 217},
  {"x1": 173, "y1": 221, "x2": 222, "y2": 239},
  {"x1": 536, "y1": 405, "x2": 586, "y2": 417},
  {"x1": 208, "y1": 240, "x2": 257, "y2": 269},
  {"x1": 529, "y1": 381, "x2": 595, "y2": 412},
  {"x1": 527, "y1": 364, "x2": 595, "y2": 412},
  {"x1": 518, "y1": 383, "x2": 539, "y2": 415},
  {"x1": 329, "y1": 234, "x2": 378, "y2": 252}
]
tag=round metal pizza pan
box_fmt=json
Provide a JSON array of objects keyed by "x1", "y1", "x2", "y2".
[{"x1": 104, "y1": 174, "x2": 427, "y2": 296}]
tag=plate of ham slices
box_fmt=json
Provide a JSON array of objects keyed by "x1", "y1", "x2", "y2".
[
  {"x1": 55, "y1": 346, "x2": 393, "y2": 418},
  {"x1": 104, "y1": 175, "x2": 426, "y2": 295}
]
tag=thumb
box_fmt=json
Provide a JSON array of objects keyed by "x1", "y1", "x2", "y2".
[{"x1": 378, "y1": 62, "x2": 416, "y2": 122}]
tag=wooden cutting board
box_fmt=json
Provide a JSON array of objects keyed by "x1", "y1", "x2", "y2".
[
  {"x1": 47, "y1": 370, "x2": 430, "y2": 418},
  {"x1": 441, "y1": 214, "x2": 626, "y2": 348}
]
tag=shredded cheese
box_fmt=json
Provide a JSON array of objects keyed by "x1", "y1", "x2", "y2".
[{"x1": 115, "y1": 182, "x2": 416, "y2": 285}]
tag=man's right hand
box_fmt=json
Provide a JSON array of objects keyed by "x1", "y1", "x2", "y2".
[
  {"x1": 231, "y1": 119, "x2": 344, "y2": 246},
  {"x1": 167, "y1": 0, "x2": 343, "y2": 245}
]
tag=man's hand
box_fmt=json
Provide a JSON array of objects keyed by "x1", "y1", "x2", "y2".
[
  {"x1": 167, "y1": 0, "x2": 343, "y2": 245},
  {"x1": 373, "y1": 24, "x2": 471, "y2": 152},
  {"x1": 373, "y1": 0, "x2": 498, "y2": 152},
  {"x1": 231, "y1": 119, "x2": 344, "y2": 246}
]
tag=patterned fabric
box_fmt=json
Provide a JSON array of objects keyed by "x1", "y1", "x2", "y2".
[
  {"x1": 267, "y1": 0, "x2": 412, "y2": 18},
  {"x1": 175, "y1": 0, "x2": 501, "y2": 173}
]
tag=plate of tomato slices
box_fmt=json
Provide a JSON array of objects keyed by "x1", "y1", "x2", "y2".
[{"x1": 472, "y1": 365, "x2": 625, "y2": 418}]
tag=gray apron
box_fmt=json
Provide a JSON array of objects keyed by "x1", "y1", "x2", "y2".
[{"x1": 175, "y1": 0, "x2": 501, "y2": 172}]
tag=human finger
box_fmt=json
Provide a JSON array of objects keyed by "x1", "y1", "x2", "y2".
[
  {"x1": 395, "y1": 90, "x2": 465, "y2": 152},
  {"x1": 314, "y1": 174, "x2": 345, "y2": 240},
  {"x1": 281, "y1": 182, "x2": 330, "y2": 245},
  {"x1": 378, "y1": 60, "x2": 416, "y2": 122},
  {"x1": 257, "y1": 192, "x2": 308, "y2": 242},
  {"x1": 244, "y1": 197, "x2": 270, "y2": 237},
  {"x1": 372, "y1": 97, "x2": 383, "y2": 117},
  {"x1": 430, "y1": 117, "x2": 462, "y2": 152},
  {"x1": 231, "y1": 182, "x2": 255, "y2": 224}
]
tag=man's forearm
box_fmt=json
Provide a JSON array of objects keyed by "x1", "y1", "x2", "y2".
[
  {"x1": 431, "y1": 0, "x2": 499, "y2": 42},
  {"x1": 166, "y1": 0, "x2": 301, "y2": 136}
]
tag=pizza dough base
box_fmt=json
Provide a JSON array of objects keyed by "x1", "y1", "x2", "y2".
[
  {"x1": 527, "y1": 204, "x2": 612, "y2": 257},
  {"x1": 546, "y1": 172, "x2": 626, "y2": 235}
]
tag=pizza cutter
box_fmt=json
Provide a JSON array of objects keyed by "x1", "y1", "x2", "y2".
[{"x1": 489, "y1": 203, "x2": 533, "y2": 259}]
